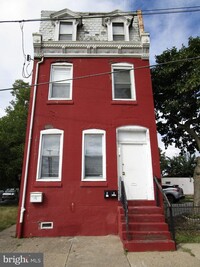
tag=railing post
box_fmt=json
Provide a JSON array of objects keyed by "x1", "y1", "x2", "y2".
[
  {"x1": 169, "y1": 206, "x2": 176, "y2": 244},
  {"x1": 153, "y1": 176, "x2": 176, "y2": 246},
  {"x1": 119, "y1": 177, "x2": 130, "y2": 240}
]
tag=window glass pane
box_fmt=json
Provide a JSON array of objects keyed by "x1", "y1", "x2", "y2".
[
  {"x1": 59, "y1": 34, "x2": 72, "y2": 41},
  {"x1": 85, "y1": 135, "x2": 102, "y2": 155},
  {"x1": 59, "y1": 22, "x2": 72, "y2": 40},
  {"x1": 40, "y1": 134, "x2": 60, "y2": 178},
  {"x1": 50, "y1": 65, "x2": 72, "y2": 99},
  {"x1": 113, "y1": 23, "x2": 124, "y2": 34},
  {"x1": 52, "y1": 67, "x2": 70, "y2": 81},
  {"x1": 114, "y1": 70, "x2": 130, "y2": 84},
  {"x1": 114, "y1": 69, "x2": 131, "y2": 99},
  {"x1": 52, "y1": 83, "x2": 70, "y2": 98},
  {"x1": 60, "y1": 22, "x2": 72, "y2": 34},
  {"x1": 114, "y1": 85, "x2": 131, "y2": 99},
  {"x1": 85, "y1": 156, "x2": 102, "y2": 177},
  {"x1": 84, "y1": 134, "x2": 103, "y2": 177},
  {"x1": 113, "y1": 23, "x2": 124, "y2": 41},
  {"x1": 113, "y1": 35, "x2": 124, "y2": 41}
]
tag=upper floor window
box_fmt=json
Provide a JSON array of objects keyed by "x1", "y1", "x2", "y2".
[
  {"x1": 104, "y1": 17, "x2": 132, "y2": 41},
  {"x1": 82, "y1": 129, "x2": 106, "y2": 181},
  {"x1": 112, "y1": 63, "x2": 136, "y2": 100},
  {"x1": 49, "y1": 63, "x2": 73, "y2": 100},
  {"x1": 36, "y1": 129, "x2": 64, "y2": 181},
  {"x1": 59, "y1": 22, "x2": 73, "y2": 40},
  {"x1": 112, "y1": 22, "x2": 125, "y2": 41},
  {"x1": 55, "y1": 20, "x2": 80, "y2": 41}
]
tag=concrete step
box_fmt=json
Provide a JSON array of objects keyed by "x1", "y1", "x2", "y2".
[
  {"x1": 123, "y1": 239, "x2": 176, "y2": 252},
  {"x1": 121, "y1": 230, "x2": 172, "y2": 240},
  {"x1": 118, "y1": 202, "x2": 176, "y2": 252},
  {"x1": 127, "y1": 200, "x2": 157, "y2": 206},
  {"x1": 121, "y1": 222, "x2": 169, "y2": 231},
  {"x1": 120, "y1": 213, "x2": 165, "y2": 223},
  {"x1": 119, "y1": 206, "x2": 163, "y2": 215}
]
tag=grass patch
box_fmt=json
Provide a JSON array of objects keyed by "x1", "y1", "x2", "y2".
[
  {"x1": 176, "y1": 231, "x2": 200, "y2": 244},
  {"x1": 180, "y1": 195, "x2": 194, "y2": 203},
  {"x1": 0, "y1": 205, "x2": 18, "y2": 232}
]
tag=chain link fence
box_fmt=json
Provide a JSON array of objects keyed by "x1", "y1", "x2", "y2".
[{"x1": 164, "y1": 202, "x2": 200, "y2": 241}]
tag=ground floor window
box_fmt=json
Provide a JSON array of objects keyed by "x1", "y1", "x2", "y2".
[
  {"x1": 36, "y1": 129, "x2": 64, "y2": 181},
  {"x1": 82, "y1": 129, "x2": 106, "y2": 181}
]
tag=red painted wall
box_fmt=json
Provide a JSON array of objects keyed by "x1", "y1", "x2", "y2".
[{"x1": 17, "y1": 57, "x2": 161, "y2": 237}]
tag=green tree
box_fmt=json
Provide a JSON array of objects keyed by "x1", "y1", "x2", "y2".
[
  {"x1": 0, "y1": 80, "x2": 30, "y2": 189},
  {"x1": 159, "y1": 149, "x2": 169, "y2": 177},
  {"x1": 161, "y1": 153, "x2": 196, "y2": 177},
  {"x1": 151, "y1": 37, "x2": 200, "y2": 154}
]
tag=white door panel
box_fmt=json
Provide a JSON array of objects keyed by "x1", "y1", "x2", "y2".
[
  {"x1": 121, "y1": 143, "x2": 148, "y2": 199},
  {"x1": 118, "y1": 127, "x2": 154, "y2": 201}
]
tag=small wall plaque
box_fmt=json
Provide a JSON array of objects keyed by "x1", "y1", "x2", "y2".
[{"x1": 30, "y1": 192, "x2": 43, "y2": 203}]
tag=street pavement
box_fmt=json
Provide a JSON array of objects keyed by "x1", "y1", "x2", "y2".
[{"x1": 0, "y1": 225, "x2": 200, "y2": 267}]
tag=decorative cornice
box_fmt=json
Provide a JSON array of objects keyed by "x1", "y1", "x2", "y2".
[
  {"x1": 40, "y1": 41, "x2": 142, "y2": 49},
  {"x1": 33, "y1": 35, "x2": 149, "y2": 59}
]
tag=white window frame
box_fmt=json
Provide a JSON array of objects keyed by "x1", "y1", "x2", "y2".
[
  {"x1": 111, "y1": 63, "x2": 136, "y2": 101},
  {"x1": 48, "y1": 63, "x2": 73, "y2": 100},
  {"x1": 55, "y1": 20, "x2": 77, "y2": 41},
  {"x1": 36, "y1": 129, "x2": 64, "y2": 182},
  {"x1": 106, "y1": 19, "x2": 130, "y2": 41},
  {"x1": 81, "y1": 129, "x2": 106, "y2": 181}
]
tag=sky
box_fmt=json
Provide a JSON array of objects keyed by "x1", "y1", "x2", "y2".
[{"x1": 0, "y1": 0, "x2": 199, "y2": 156}]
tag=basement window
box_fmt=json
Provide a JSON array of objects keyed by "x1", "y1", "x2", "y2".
[{"x1": 40, "y1": 222, "x2": 53, "y2": 229}]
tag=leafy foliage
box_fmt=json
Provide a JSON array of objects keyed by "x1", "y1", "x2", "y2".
[
  {"x1": 0, "y1": 80, "x2": 30, "y2": 189},
  {"x1": 152, "y1": 37, "x2": 200, "y2": 154},
  {"x1": 160, "y1": 151, "x2": 196, "y2": 177}
]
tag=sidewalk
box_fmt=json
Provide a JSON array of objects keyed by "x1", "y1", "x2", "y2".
[{"x1": 0, "y1": 225, "x2": 200, "y2": 267}]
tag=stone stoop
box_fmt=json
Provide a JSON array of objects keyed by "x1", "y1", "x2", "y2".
[{"x1": 118, "y1": 200, "x2": 176, "y2": 252}]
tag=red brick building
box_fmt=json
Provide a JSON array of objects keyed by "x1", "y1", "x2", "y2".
[{"x1": 17, "y1": 9, "x2": 175, "y2": 251}]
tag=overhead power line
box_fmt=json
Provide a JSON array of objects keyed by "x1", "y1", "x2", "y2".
[
  {"x1": 0, "y1": 56, "x2": 200, "y2": 92},
  {"x1": 141, "y1": 5, "x2": 200, "y2": 15},
  {"x1": 0, "y1": 6, "x2": 200, "y2": 24}
]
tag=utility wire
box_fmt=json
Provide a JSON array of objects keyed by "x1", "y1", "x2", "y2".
[
  {"x1": 0, "y1": 6, "x2": 200, "y2": 23},
  {"x1": 0, "y1": 5, "x2": 199, "y2": 91},
  {"x1": 0, "y1": 56, "x2": 200, "y2": 92},
  {"x1": 20, "y1": 22, "x2": 33, "y2": 79},
  {"x1": 141, "y1": 5, "x2": 200, "y2": 15}
]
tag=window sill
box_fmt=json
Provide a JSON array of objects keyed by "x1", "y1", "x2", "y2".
[
  {"x1": 111, "y1": 100, "x2": 137, "y2": 105},
  {"x1": 80, "y1": 181, "x2": 108, "y2": 187},
  {"x1": 46, "y1": 100, "x2": 74, "y2": 105},
  {"x1": 34, "y1": 181, "x2": 62, "y2": 188}
]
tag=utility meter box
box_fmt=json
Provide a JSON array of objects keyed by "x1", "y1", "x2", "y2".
[{"x1": 30, "y1": 192, "x2": 43, "y2": 203}]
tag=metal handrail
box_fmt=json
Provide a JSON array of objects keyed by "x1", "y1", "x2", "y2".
[
  {"x1": 153, "y1": 176, "x2": 176, "y2": 243},
  {"x1": 120, "y1": 177, "x2": 129, "y2": 240}
]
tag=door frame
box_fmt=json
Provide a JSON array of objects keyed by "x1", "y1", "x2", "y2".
[{"x1": 116, "y1": 125, "x2": 155, "y2": 200}]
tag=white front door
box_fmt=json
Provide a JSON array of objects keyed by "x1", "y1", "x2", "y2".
[{"x1": 118, "y1": 126, "x2": 154, "y2": 200}]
